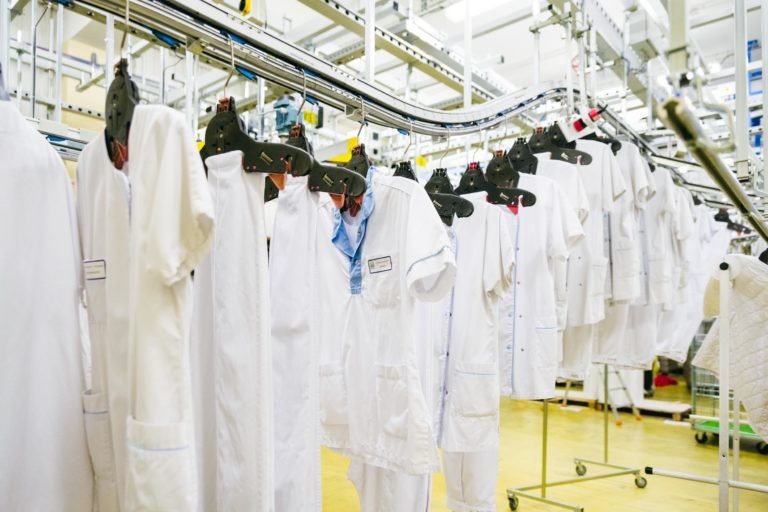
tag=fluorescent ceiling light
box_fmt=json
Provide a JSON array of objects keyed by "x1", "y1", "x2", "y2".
[{"x1": 444, "y1": 0, "x2": 508, "y2": 23}]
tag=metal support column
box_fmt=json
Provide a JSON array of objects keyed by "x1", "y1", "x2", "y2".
[
  {"x1": 185, "y1": 49, "x2": 195, "y2": 130},
  {"x1": 257, "y1": 75, "x2": 265, "y2": 137},
  {"x1": 564, "y1": 2, "x2": 574, "y2": 113},
  {"x1": 588, "y1": 26, "x2": 596, "y2": 107},
  {"x1": 735, "y1": 0, "x2": 750, "y2": 181},
  {"x1": 464, "y1": 0, "x2": 471, "y2": 163},
  {"x1": 667, "y1": 0, "x2": 689, "y2": 79},
  {"x1": 1, "y1": 0, "x2": 10, "y2": 84},
  {"x1": 718, "y1": 263, "x2": 731, "y2": 512},
  {"x1": 364, "y1": 0, "x2": 375, "y2": 82},
  {"x1": 105, "y1": 13, "x2": 115, "y2": 89},
  {"x1": 576, "y1": 6, "x2": 587, "y2": 112},
  {"x1": 532, "y1": 0, "x2": 540, "y2": 86},
  {"x1": 54, "y1": 3, "x2": 63, "y2": 122},
  {"x1": 159, "y1": 46, "x2": 167, "y2": 104},
  {"x1": 762, "y1": 0, "x2": 768, "y2": 192}
]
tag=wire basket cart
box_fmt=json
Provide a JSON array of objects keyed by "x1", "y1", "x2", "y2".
[{"x1": 689, "y1": 320, "x2": 768, "y2": 454}]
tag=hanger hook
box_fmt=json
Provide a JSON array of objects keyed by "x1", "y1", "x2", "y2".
[
  {"x1": 223, "y1": 36, "x2": 236, "y2": 98},
  {"x1": 400, "y1": 119, "x2": 413, "y2": 162},
  {"x1": 356, "y1": 97, "x2": 367, "y2": 141},
  {"x1": 295, "y1": 71, "x2": 308, "y2": 127},
  {"x1": 438, "y1": 132, "x2": 452, "y2": 168},
  {"x1": 119, "y1": 0, "x2": 130, "y2": 57}
]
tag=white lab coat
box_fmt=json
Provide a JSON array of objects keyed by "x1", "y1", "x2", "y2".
[
  {"x1": 316, "y1": 168, "x2": 456, "y2": 475},
  {"x1": 125, "y1": 105, "x2": 214, "y2": 511},
  {"x1": 77, "y1": 131, "x2": 132, "y2": 511},
  {"x1": 0, "y1": 100, "x2": 93, "y2": 511},
  {"x1": 499, "y1": 174, "x2": 584, "y2": 399},
  {"x1": 271, "y1": 175, "x2": 323, "y2": 511},
  {"x1": 191, "y1": 152, "x2": 274, "y2": 511}
]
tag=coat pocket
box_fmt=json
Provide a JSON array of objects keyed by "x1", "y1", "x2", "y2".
[
  {"x1": 364, "y1": 253, "x2": 400, "y2": 308},
  {"x1": 452, "y1": 362, "x2": 498, "y2": 418},
  {"x1": 319, "y1": 363, "x2": 349, "y2": 425},
  {"x1": 375, "y1": 364, "x2": 410, "y2": 439},
  {"x1": 125, "y1": 417, "x2": 197, "y2": 512}
]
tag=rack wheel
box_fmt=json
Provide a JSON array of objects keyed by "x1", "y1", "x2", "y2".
[
  {"x1": 757, "y1": 442, "x2": 768, "y2": 455},
  {"x1": 508, "y1": 495, "x2": 519, "y2": 510},
  {"x1": 695, "y1": 432, "x2": 708, "y2": 444},
  {"x1": 575, "y1": 463, "x2": 587, "y2": 476},
  {"x1": 635, "y1": 476, "x2": 648, "y2": 488}
]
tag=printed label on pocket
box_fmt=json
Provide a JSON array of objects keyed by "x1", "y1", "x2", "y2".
[
  {"x1": 84, "y1": 259, "x2": 107, "y2": 280},
  {"x1": 368, "y1": 256, "x2": 393, "y2": 274}
]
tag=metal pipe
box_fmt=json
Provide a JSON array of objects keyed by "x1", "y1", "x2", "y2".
[
  {"x1": 564, "y1": 2, "x2": 574, "y2": 113},
  {"x1": 54, "y1": 3, "x2": 63, "y2": 121},
  {"x1": 588, "y1": 25, "x2": 596, "y2": 107},
  {"x1": 733, "y1": 390, "x2": 741, "y2": 512},
  {"x1": 719, "y1": 263, "x2": 731, "y2": 512},
  {"x1": 532, "y1": 0, "x2": 540, "y2": 85},
  {"x1": 32, "y1": 2, "x2": 51, "y2": 118},
  {"x1": 105, "y1": 13, "x2": 114, "y2": 89},
  {"x1": 364, "y1": 0, "x2": 375, "y2": 82},
  {"x1": 0, "y1": 0, "x2": 8, "y2": 80},
  {"x1": 185, "y1": 49, "x2": 194, "y2": 130},
  {"x1": 657, "y1": 97, "x2": 768, "y2": 242},
  {"x1": 577, "y1": 4, "x2": 587, "y2": 112},
  {"x1": 735, "y1": 0, "x2": 750, "y2": 181},
  {"x1": 762, "y1": 0, "x2": 768, "y2": 192},
  {"x1": 159, "y1": 46, "x2": 166, "y2": 104},
  {"x1": 464, "y1": 0, "x2": 471, "y2": 164},
  {"x1": 541, "y1": 399, "x2": 548, "y2": 498}
]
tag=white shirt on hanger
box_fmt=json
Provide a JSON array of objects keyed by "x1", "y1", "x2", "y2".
[
  {"x1": 271, "y1": 175, "x2": 323, "y2": 512},
  {"x1": 77, "y1": 131, "x2": 132, "y2": 511},
  {"x1": 499, "y1": 174, "x2": 584, "y2": 400},
  {"x1": 0, "y1": 101, "x2": 93, "y2": 512},
  {"x1": 316, "y1": 168, "x2": 456, "y2": 475},
  {"x1": 125, "y1": 105, "x2": 214, "y2": 511},
  {"x1": 191, "y1": 152, "x2": 273, "y2": 511}
]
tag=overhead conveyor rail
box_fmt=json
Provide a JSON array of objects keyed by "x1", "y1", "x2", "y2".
[{"x1": 67, "y1": 0, "x2": 578, "y2": 136}]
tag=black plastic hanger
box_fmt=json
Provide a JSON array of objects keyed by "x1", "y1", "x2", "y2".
[
  {"x1": 760, "y1": 248, "x2": 768, "y2": 265},
  {"x1": 199, "y1": 97, "x2": 313, "y2": 175},
  {"x1": 485, "y1": 186, "x2": 537, "y2": 208},
  {"x1": 455, "y1": 162, "x2": 491, "y2": 195},
  {"x1": 393, "y1": 161, "x2": 418, "y2": 180},
  {"x1": 104, "y1": 59, "x2": 140, "y2": 168},
  {"x1": 485, "y1": 151, "x2": 519, "y2": 187},
  {"x1": 425, "y1": 168, "x2": 455, "y2": 194},
  {"x1": 546, "y1": 124, "x2": 595, "y2": 163},
  {"x1": 428, "y1": 192, "x2": 474, "y2": 226},
  {"x1": 580, "y1": 131, "x2": 622, "y2": 155},
  {"x1": 529, "y1": 127, "x2": 592, "y2": 165},
  {"x1": 286, "y1": 123, "x2": 367, "y2": 200},
  {"x1": 0, "y1": 63, "x2": 10, "y2": 101},
  {"x1": 345, "y1": 144, "x2": 372, "y2": 176},
  {"x1": 508, "y1": 138, "x2": 538, "y2": 174}
]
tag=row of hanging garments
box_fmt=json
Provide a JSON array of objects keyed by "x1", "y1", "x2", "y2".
[{"x1": 1, "y1": 52, "x2": 745, "y2": 510}]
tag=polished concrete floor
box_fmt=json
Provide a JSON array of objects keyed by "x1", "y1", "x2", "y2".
[{"x1": 321, "y1": 380, "x2": 768, "y2": 511}]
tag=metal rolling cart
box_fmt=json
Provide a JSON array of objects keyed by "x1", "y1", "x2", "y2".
[{"x1": 689, "y1": 321, "x2": 768, "y2": 455}]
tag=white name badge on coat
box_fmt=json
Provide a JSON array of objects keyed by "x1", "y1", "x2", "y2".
[
  {"x1": 83, "y1": 259, "x2": 107, "y2": 280},
  {"x1": 368, "y1": 256, "x2": 393, "y2": 274}
]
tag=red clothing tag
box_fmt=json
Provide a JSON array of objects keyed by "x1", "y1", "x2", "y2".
[{"x1": 111, "y1": 140, "x2": 129, "y2": 171}]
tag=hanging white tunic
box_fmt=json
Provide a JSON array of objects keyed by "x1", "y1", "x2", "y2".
[
  {"x1": 499, "y1": 174, "x2": 584, "y2": 399},
  {"x1": 620, "y1": 167, "x2": 676, "y2": 369},
  {"x1": 555, "y1": 140, "x2": 626, "y2": 379},
  {"x1": 77, "y1": 131, "x2": 132, "y2": 511},
  {"x1": 125, "y1": 105, "x2": 214, "y2": 511},
  {"x1": 593, "y1": 142, "x2": 654, "y2": 365},
  {"x1": 271, "y1": 175, "x2": 323, "y2": 511},
  {"x1": 0, "y1": 100, "x2": 93, "y2": 511},
  {"x1": 655, "y1": 204, "x2": 722, "y2": 362},
  {"x1": 316, "y1": 168, "x2": 456, "y2": 475},
  {"x1": 191, "y1": 151, "x2": 273, "y2": 511}
]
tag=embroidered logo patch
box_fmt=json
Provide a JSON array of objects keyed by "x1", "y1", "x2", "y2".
[
  {"x1": 83, "y1": 259, "x2": 107, "y2": 280},
  {"x1": 368, "y1": 256, "x2": 393, "y2": 274}
]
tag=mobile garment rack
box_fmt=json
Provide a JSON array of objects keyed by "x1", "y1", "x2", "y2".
[
  {"x1": 507, "y1": 366, "x2": 647, "y2": 512},
  {"x1": 643, "y1": 99, "x2": 768, "y2": 512}
]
